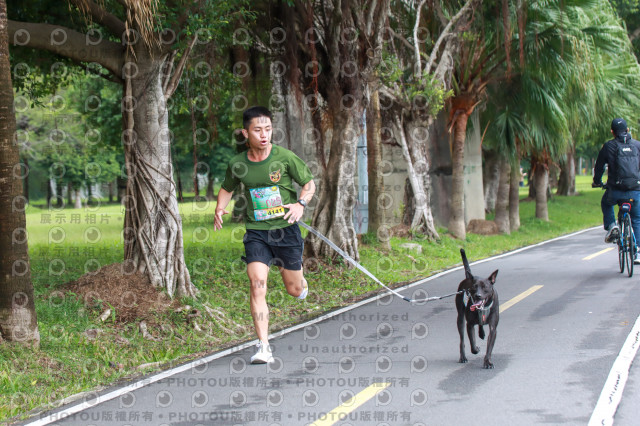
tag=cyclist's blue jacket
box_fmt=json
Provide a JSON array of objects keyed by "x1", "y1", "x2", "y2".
[{"x1": 594, "y1": 132, "x2": 640, "y2": 191}]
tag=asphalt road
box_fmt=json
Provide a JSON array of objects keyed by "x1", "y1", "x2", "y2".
[{"x1": 28, "y1": 227, "x2": 640, "y2": 426}]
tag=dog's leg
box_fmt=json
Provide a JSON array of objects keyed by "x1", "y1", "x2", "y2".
[
  {"x1": 457, "y1": 307, "x2": 467, "y2": 363},
  {"x1": 467, "y1": 322, "x2": 480, "y2": 354},
  {"x1": 478, "y1": 325, "x2": 485, "y2": 340},
  {"x1": 483, "y1": 325, "x2": 497, "y2": 369}
]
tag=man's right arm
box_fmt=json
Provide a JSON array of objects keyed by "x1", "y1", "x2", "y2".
[
  {"x1": 593, "y1": 144, "x2": 608, "y2": 185},
  {"x1": 214, "y1": 188, "x2": 233, "y2": 231}
]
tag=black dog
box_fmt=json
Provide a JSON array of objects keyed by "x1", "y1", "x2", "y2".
[{"x1": 455, "y1": 249, "x2": 499, "y2": 369}]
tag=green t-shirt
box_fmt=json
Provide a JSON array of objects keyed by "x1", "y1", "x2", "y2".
[{"x1": 221, "y1": 145, "x2": 314, "y2": 230}]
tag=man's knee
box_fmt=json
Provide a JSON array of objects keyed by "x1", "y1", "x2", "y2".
[
  {"x1": 285, "y1": 278, "x2": 304, "y2": 291},
  {"x1": 250, "y1": 279, "x2": 267, "y2": 298}
]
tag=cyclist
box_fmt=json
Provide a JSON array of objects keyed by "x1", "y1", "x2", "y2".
[{"x1": 593, "y1": 118, "x2": 640, "y2": 263}]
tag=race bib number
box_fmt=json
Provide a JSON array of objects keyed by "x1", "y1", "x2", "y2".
[{"x1": 250, "y1": 186, "x2": 285, "y2": 221}]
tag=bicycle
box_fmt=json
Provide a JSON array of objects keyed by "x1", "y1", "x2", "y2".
[{"x1": 593, "y1": 183, "x2": 637, "y2": 277}]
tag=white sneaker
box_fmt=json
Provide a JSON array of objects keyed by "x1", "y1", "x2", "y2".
[
  {"x1": 298, "y1": 280, "x2": 309, "y2": 300},
  {"x1": 605, "y1": 224, "x2": 620, "y2": 244},
  {"x1": 250, "y1": 341, "x2": 273, "y2": 364}
]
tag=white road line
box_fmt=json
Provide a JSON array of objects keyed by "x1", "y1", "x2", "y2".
[
  {"x1": 27, "y1": 226, "x2": 601, "y2": 425},
  {"x1": 588, "y1": 313, "x2": 640, "y2": 426}
]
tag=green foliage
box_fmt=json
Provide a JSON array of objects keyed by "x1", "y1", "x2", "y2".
[
  {"x1": 410, "y1": 75, "x2": 453, "y2": 117},
  {"x1": 8, "y1": 0, "x2": 251, "y2": 98},
  {"x1": 378, "y1": 51, "x2": 404, "y2": 85},
  {"x1": 482, "y1": 0, "x2": 640, "y2": 163},
  {"x1": 612, "y1": 0, "x2": 640, "y2": 15},
  {"x1": 67, "y1": 77, "x2": 122, "y2": 151},
  {"x1": 18, "y1": 84, "x2": 124, "y2": 198},
  {"x1": 9, "y1": 0, "x2": 252, "y2": 194},
  {"x1": 612, "y1": 0, "x2": 640, "y2": 58},
  {"x1": 377, "y1": 26, "x2": 452, "y2": 117}
]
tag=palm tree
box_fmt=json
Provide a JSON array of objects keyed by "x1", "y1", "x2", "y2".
[
  {"x1": 524, "y1": 0, "x2": 640, "y2": 211},
  {"x1": 479, "y1": 0, "x2": 637, "y2": 226},
  {"x1": 482, "y1": 97, "x2": 527, "y2": 231},
  {"x1": 447, "y1": 0, "x2": 634, "y2": 235},
  {"x1": 557, "y1": 0, "x2": 640, "y2": 195}
]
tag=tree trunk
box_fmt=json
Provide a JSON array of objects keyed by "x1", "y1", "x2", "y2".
[
  {"x1": 187, "y1": 75, "x2": 200, "y2": 199},
  {"x1": 22, "y1": 156, "x2": 29, "y2": 203},
  {"x1": 412, "y1": 121, "x2": 440, "y2": 239},
  {"x1": 0, "y1": 0, "x2": 40, "y2": 345},
  {"x1": 306, "y1": 108, "x2": 360, "y2": 261},
  {"x1": 402, "y1": 177, "x2": 414, "y2": 227},
  {"x1": 47, "y1": 179, "x2": 52, "y2": 209},
  {"x1": 67, "y1": 181, "x2": 72, "y2": 206},
  {"x1": 494, "y1": 158, "x2": 510, "y2": 234},
  {"x1": 509, "y1": 161, "x2": 521, "y2": 231},
  {"x1": 176, "y1": 170, "x2": 183, "y2": 202},
  {"x1": 449, "y1": 109, "x2": 471, "y2": 239},
  {"x1": 557, "y1": 145, "x2": 576, "y2": 196},
  {"x1": 74, "y1": 188, "x2": 82, "y2": 209},
  {"x1": 117, "y1": 176, "x2": 126, "y2": 204},
  {"x1": 121, "y1": 49, "x2": 196, "y2": 298},
  {"x1": 86, "y1": 180, "x2": 93, "y2": 202},
  {"x1": 483, "y1": 150, "x2": 500, "y2": 213},
  {"x1": 56, "y1": 180, "x2": 63, "y2": 207},
  {"x1": 284, "y1": 0, "x2": 390, "y2": 262},
  {"x1": 366, "y1": 90, "x2": 388, "y2": 247},
  {"x1": 206, "y1": 173, "x2": 215, "y2": 200},
  {"x1": 548, "y1": 162, "x2": 559, "y2": 190},
  {"x1": 464, "y1": 110, "x2": 485, "y2": 222},
  {"x1": 534, "y1": 163, "x2": 549, "y2": 221},
  {"x1": 527, "y1": 159, "x2": 536, "y2": 199},
  {"x1": 193, "y1": 173, "x2": 198, "y2": 199},
  {"x1": 108, "y1": 181, "x2": 114, "y2": 203},
  {"x1": 395, "y1": 115, "x2": 439, "y2": 239}
]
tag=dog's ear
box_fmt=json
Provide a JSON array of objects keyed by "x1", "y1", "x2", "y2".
[{"x1": 488, "y1": 269, "x2": 498, "y2": 284}]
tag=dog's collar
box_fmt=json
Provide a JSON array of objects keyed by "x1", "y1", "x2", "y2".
[{"x1": 478, "y1": 299, "x2": 493, "y2": 325}]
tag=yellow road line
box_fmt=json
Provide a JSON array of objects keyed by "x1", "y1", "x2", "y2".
[
  {"x1": 583, "y1": 247, "x2": 614, "y2": 261},
  {"x1": 311, "y1": 382, "x2": 391, "y2": 426},
  {"x1": 500, "y1": 285, "x2": 543, "y2": 313}
]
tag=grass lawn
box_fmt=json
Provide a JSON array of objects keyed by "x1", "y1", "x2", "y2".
[{"x1": 0, "y1": 175, "x2": 603, "y2": 421}]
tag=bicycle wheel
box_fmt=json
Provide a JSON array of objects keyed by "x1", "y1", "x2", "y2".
[
  {"x1": 619, "y1": 222, "x2": 625, "y2": 273},
  {"x1": 625, "y1": 214, "x2": 635, "y2": 277}
]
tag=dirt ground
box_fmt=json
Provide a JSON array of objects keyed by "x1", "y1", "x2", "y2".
[{"x1": 65, "y1": 263, "x2": 180, "y2": 324}]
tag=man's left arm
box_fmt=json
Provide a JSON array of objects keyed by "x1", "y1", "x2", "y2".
[
  {"x1": 298, "y1": 179, "x2": 316, "y2": 204},
  {"x1": 283, "y1": 179, "x2": 316, "y2": 224}
]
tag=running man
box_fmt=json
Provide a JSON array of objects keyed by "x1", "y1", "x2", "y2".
[{"x1": 214, "y1": 106, "x2": 316, "y2": 364}]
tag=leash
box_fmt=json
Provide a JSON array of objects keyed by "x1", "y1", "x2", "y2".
[{"x1": 298, "y1": 221, "x2": 463, "y2": 304}]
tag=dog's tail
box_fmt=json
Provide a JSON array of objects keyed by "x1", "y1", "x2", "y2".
[{"x1": 460, "y1": 249, "x2": 473, "y2": 280}]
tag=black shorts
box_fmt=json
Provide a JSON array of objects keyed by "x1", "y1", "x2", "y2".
[{"x1": 242, "y1": 225, "x2": 304, "y2": 271}]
